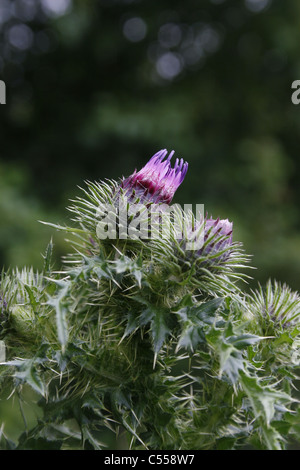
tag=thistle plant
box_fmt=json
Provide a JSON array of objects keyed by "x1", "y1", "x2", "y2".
[{"x1": 1, "y1": 149, "x2": 300, "y2": 450}]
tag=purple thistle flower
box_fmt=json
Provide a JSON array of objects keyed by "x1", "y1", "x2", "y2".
[
  {"x1": 179, "y1": 215, "x2": 234, "y2": 263},
  {"x1": 170, "y1": 213, "x2": 250, "y2": 294},
  {"x1": 121, "y1": 149, "x2": 188, "y2": 204},
  {"x1": 203, "y1": 217, "x2": 233, "y2": 256}
]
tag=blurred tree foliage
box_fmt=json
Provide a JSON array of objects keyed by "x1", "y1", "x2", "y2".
[{"x1": 0, "y1": 0, "x2": 300, "y2": 290}]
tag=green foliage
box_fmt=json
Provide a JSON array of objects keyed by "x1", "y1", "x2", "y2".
[
  {"x1": 0, "y1": 163, "x2": 67, "y2": 271},
  {"x1": 1, "y1": 179, "x2": 300, "y2": 450},
  {"x1": 1, "y1": 0, "x2": 300, "y2": 292},
  {"x1": 1, "y1": 0, "x2": 300, "y2": 450}
]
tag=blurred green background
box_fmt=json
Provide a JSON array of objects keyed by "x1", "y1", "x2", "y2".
[
  {"x1": 1, "y1": 0, "x2": 300, "y2": 447},
  {"x1": 1, "y1": 0, "x2": 300, "y2": 290}
]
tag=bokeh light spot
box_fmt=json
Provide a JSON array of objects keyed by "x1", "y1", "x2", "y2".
[
  {"x1": 0, "y1": 0, "x2": 13, "y2": 25},
  {"x1": 158, "y1": 23, "x2": 182, "y2": 48},
  {"x1": 41, "y1": 0, "x2": 72, "y2": 18},
  {"x1": 8, "y1": 24, "x2": 34, "y2": 51},
  {"x1": 245, "y1": 0, "x2": 272, "y2": 13},
  {"x1": 122, "y1": 17, "x2": 147, "y2": 42},
  {"x1": 156, "y1": 52, "x2": 183, "y2": 80}
]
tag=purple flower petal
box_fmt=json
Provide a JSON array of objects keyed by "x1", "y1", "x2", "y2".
[{"x1": 121, "y1": 149, "x2": 188, "y2": 204}]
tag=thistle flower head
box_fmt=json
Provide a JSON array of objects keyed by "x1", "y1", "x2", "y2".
[
  {"x1": 166, "y1": 211, "x2": 250, "y2": 295},
  {"x1": 178, "y1": 215, "x2": 234, "y2": 261},
  {"x1": 121, "y1": 149, "x2": 188, "y2": 204},
  {"x1": 248, "y1": 280, "x2": 300, "y2": 332},
  {"x1": 203, "y1": 217, "x2": 233, "y2": 256}
]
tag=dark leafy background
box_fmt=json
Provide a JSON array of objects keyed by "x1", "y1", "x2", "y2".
[
  {"x1": 0, "y1": 0, "x2": 300, "y2": 447},
  {"x1": 1, "y1": 0, "x2": 300, "y2": 290}
]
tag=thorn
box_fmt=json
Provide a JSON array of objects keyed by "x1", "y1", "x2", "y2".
[{"x1": 153, "y1": 352, "x2": 157, "y2": 369}]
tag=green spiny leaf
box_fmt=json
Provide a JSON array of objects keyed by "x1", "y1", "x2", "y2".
[
  {"x1": 150, "y1": 307, "x2": 171, "y2": 354},
  {"x1": 8, "y1": 358, "x2": 46, "y2": 396},
  {"x1": 240, "y1": 372, "x2": 293, "y2": 428},
  {"x1": 46, "y1": 279, "x2": 70, "y2": 350}
]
